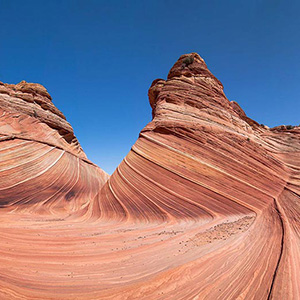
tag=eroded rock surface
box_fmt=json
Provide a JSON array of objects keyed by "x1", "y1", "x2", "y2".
[
  {"x1": 0, "y1": 53, "x2": 299, "y2": 299},
  {"x1": 0, "y1": 80, "x2": 108, "y2": 211}
]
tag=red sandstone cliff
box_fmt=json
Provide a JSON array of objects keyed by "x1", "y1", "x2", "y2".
[
  {"x1": 0, "y1": 80, "x2": 108, "y2": 212},
  {"x1": 0, "y1": 54, "x2": 299, "y2": 299}
]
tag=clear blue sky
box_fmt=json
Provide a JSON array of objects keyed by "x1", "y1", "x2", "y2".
[{"x1": 0, "y1": 0, "x2": 299, "y2": 174}]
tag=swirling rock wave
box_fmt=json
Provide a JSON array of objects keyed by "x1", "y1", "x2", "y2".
[{"x1": 0, "y1": 54, "x2": 299, "y2": 299}]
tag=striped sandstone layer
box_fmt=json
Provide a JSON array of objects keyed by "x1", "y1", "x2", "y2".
[{"x1": 0, "y1": 54, "x2": 299, "y2": 299}]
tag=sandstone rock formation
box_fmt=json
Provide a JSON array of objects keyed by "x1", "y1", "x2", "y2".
[
  {"x1": 0, "y1": 53, "x2": 299, "y2": 299},
  {"x1": 0, "y1": 80, "x2": 108, "y2": 212}
]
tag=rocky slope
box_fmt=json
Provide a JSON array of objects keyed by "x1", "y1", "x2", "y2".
[{"x1": 0, "y1": 53, "x2": 299, "y2": 299}]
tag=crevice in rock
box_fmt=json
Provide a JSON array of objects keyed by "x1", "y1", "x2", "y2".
[{"x1": 267, "y1": 198, "x2": 285, "y2": 300}]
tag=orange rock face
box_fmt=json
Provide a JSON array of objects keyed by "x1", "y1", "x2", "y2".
[{"x1": 0, "y1": 54, "x2": 299, "y2": 299}]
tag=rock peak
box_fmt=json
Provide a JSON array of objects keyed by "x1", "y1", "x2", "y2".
[
  {"x1": 148, "y1": 52, "x2": 236, "y2": 128},
  {"x1": 148, "y1": 53, "x2": 226, "y2": 111},
  {"x1": 0, "y1": 79, "x2": 86, "y2": 159},
  {"x1": 167, "y1": 53, "x2": 223, "y2": 88},
  {"x1": 1, "y1": 80, "x2": 52, "y2": 100}
]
